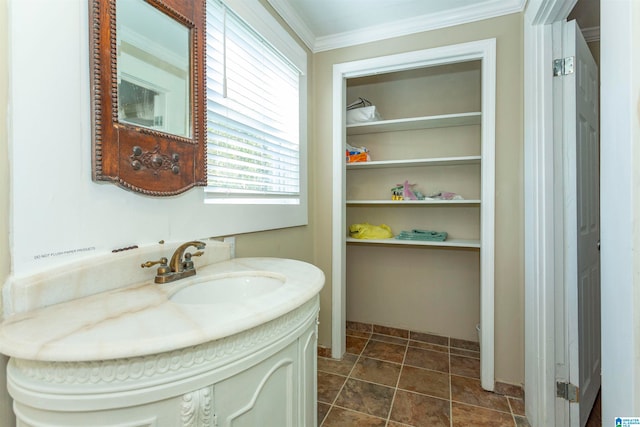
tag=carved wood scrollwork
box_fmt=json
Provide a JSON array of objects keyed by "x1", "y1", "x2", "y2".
[
  {"x1": 89, "y1": 0, "x2": 207, "y2": 196},
  {"x1": 181, "y1": 386, "x2": 213, "y2": 427},
  {"x1": 130, "y1": 145, "x2": 180, "y2": 175}
]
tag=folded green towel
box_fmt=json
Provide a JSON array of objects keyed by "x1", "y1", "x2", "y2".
[{"x1": 395, "y1": 229, "x2": 448, "y2": 242}]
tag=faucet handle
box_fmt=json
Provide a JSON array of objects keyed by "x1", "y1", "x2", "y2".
[
  {"x1": 183, "y1": 251, "x2": 204, "y2": 261},
  {"x1": 141, "y1": 257, "x2": 168, "y2": 269},
  {"x1": 182, "y1": 251, "x2": 205, "y2": 271}
]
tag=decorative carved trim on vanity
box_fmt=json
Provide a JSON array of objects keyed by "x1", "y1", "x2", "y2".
[
  {"x1": 181, "y1": 386, "x2": 213, "y2": 427},
  {"x1": 11, "y1": 298, "x2": 319, "y2": 389}
]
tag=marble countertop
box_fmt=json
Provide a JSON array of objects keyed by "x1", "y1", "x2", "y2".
[{"x1": 0, "y1": 257, "x2": 324, "y2": 362}]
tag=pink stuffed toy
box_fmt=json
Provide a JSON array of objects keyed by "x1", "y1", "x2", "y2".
[{"x1": 402, "y1": 180, "x2": 418, "y2": 200}]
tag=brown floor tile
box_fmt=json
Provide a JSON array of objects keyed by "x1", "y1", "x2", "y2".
[
  {"x1": 347, "y1": 330, "x2": 372, "y2": 339},
  {"x1": 362, "y1": 340, "x2": 406, "y2": 364},
  {"x1": 318, "y1": 372, "x2": 347, "y2": 404},
  {"x1": 318, "y1": 402, "x2": 331, "y2": 425},
  {"x1": 450, "y1": 347, "x2": 479, "y2": 359},
  {"x1": 409, "y1": 340, "x2": 449, "y2": 354},
  {"x1": 495, "y1": 381, "x2": 525, "y2": 399},
  {"x1": 322, "y1": 406, "x2": 386, "y2": 427},
  {"x1": 404, "y1": 347, "x2": 450, "y2": 373},
  {"x1": 390, "y1": 390, "x2": 450, "y2": 427},
  {"x1": 373, "y1": 324, "x2": 409, "y2": 338},
  {"x1": 509, "y1": 397, "x2": 526, "y2": 416},
  {"x1": 409, "y1": 331, "x2": 449, "y2": 346},
  {"x1": 318, "y1": 346, "x2": 332, "y2": 358},
  {"x1": 398, "y1": 365, "x2": 450, "y2": 399},
  {"x1": 347, "y1": 321, "x2": 373, "y2": 333},
  {"x1": 318, "y1": 353, "x2": 358, "y2": 376},
  {"x1": 450, "y1": 337, "x2": 480, "y2": 352},
  {"x1": 450, "y1": 375, "x2": 511, "y2": 413},
  {"x1": 334, "y1": 378, "x2": 395, "y2": 419},
  {"x1": 450, "y1": 354, "x2": 480, "y2": 379},
  {"x1": 371, "y1": 333, "x2": 408, "y2": 345},
  {"x1": 347, "y1": 335, "x2": 368, "y2": 355},
  {"x1": 351, "y1": 356, "x2": 402, "y2": 387},
  {"x1": 318, "y1": 331, "x2": 532, "y2": 427},
  {"x1": 451, "y1": 402, "x2": 515, "y2": 427}
]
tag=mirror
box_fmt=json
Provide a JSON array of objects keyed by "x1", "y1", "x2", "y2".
[
  {"x1": 117, "y1": 0, "x2": 190, "y2": 138},
  {"x1": 90, "y1": 0, "x2": 206, "y2": 196}
]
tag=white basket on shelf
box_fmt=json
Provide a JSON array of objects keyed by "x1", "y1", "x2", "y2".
[{"x1": 346, "y1": 97, "x2": 381, "y2": 125}]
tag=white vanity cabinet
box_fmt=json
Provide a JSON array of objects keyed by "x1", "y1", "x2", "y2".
[
  {"x1": 8, "y1": 297, "x2": 319, "y2": 427},
  {"x1": 214, "y1": 322, "x2": 317, "y2": 427}
]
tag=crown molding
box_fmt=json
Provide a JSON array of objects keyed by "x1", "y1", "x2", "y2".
[
  {"x1": 525, "y1": 0, "x2": 577, "y2": 24},
  {"x1": 266, "y1": 0, "x2": 315, "y2": 51},
  {"x1": 269, "y1": 0, "x2": 526, "y2": 53}
]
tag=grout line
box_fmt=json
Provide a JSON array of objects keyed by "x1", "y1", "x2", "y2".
[
  {"x1": 330, "y1": 328, "x2": 493, "y2": 426},
  {"x1": 330, "y1": 402, "x2": 389, "y2": 422},
  {"x1": 507, "y1": 397, "x2": 518, "y2": 427},
  {"x1": 449, "y1": 351, "x2": 481, "y2": 361},
  {"x1": 385, "y1": 337, "x2": 409, "y2": 426},
  {"x1": 322, "y1": 333, "x2": 368, "y2": 426},
  {"x1": 449, "y1": 399, "x2": 514, "y2": 415},
  {"x1": 317, "y1": 402, "x2": 330, "y2": 426},
  {"x1": 449, "y1": 341, "x2": 454, "y2": 427},
  {"x1": 384, "y1": 422, "x2": 412, "y2": 427},
  {"x1": 340, "y1": 376, "x2": 398, "y2": 390},
  {"x1": 392, "y1": 387, "x2": 452, "y2": 405},
  {"x1": 348, "y1": 354, "x2": 403, "y2": 366}
]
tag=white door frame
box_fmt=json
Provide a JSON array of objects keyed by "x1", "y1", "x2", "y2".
[
  {"x1": 331, "y1": 39, "x2": 496, "y2": 390},
  {"x1": 599, "y1": 1, "x2": 639, "y2": 422},
  {"x1": 523, "y1": 0, "x2": 578, "y2": 425}
]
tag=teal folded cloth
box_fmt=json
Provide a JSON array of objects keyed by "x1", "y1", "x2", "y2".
[{"x1": 395, "y1": 229, "x2": 448, "y2": 242}]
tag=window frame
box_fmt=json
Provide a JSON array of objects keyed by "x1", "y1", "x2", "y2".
[{"x1": 204, "y1": 0, "x2": 308, "y2": 230}]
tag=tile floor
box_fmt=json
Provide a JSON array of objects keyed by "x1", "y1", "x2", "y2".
[{"x1": 317, "y1": 322, "x2": 529, "y2": 427}]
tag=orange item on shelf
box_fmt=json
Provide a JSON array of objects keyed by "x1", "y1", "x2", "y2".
[{"x1": 346, "y1": 152, "x2": 369, "y2": 163}]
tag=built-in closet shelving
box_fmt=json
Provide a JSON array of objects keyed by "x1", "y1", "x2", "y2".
[
  {"x1": 345, "y1": 107, "x2": 484, "y2": 251},
  {"x1": 333, "y1": 39, "x2": 496, "y2": 390},
  {"x1": 346, "y1": 111, "x2": 481, "y2": 135},
  {"x1": 346, "y1": 110, "x2": 483, "y2": 249}
]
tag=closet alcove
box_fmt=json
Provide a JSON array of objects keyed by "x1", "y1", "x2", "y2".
[{"x1": 331, "y1": 39, "x2": 496, "y2": 390}]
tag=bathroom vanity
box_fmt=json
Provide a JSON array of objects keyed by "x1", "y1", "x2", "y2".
[{"x1": 0, "y1": 242, "x2": 324, "y2": 426}]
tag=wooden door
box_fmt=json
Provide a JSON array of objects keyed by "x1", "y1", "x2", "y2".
[{"x1": 562, "y1": 19, "x2": 601, "y2": 427}]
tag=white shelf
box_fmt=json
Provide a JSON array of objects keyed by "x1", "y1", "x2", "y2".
[
  {"x1": 346, "y1": 199, "x2": 481, "y2": 206},
  {"x1": 346, "y1": 156, "x2": 481, "y2": 170},
  {"x1": 346, "y1": 112, "x2": 481, "y2": 135},
  {"x1": 346, "y1": 237, "x2": 480, "y2": 248}
]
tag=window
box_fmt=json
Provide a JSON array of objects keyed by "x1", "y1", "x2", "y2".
[{"x1": 205, "y1": 0, "x2": 307, "y2": 206}]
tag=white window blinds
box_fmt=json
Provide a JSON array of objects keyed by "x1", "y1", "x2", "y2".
[{"x1": 205, "y1": 0, "x2": 301, "y2": 202}]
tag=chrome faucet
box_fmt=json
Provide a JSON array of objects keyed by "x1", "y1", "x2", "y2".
[{"x1": 141, "y1": 241, "x2": 206, "y2": 284}]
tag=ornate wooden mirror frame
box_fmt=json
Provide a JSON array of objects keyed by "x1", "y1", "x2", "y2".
[{"x1": 89, "y1": 0, "x2": 206, "y2": 196}]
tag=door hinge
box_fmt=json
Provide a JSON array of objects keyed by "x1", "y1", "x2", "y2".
[
  {"x1": 556, "y1": 381, "x2": 579, "y2": 402},
  {"x1": 553, "y1": 56, "x2": 575, "y2": 76}
]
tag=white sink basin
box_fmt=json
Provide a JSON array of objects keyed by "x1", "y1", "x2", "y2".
[{"x1": 170, "y1": 272, "x2": 286, "y2": 305}]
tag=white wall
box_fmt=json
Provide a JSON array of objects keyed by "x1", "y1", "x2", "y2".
[
  {"x1": 7, "y1": 0, "x2": 307, "y2": 276},
  {"x1": 1, "y1": 0, "x2": 16, "y2": 424},
  {"x1": 600, "y1": 0, "x2": 640, "y2": 420}
]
